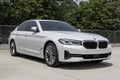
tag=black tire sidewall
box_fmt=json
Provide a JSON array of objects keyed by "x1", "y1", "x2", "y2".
[{"x1": 10, "y1": 41, "x2": 18, "y2": 56}]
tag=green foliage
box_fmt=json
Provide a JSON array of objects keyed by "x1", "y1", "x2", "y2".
[
  {"x1": 69, "y1": 0, "x2": 119, "y2": 30},
  {"x1": 9, "y1": 0, "x2": 62, "y2": 25},
  {"x1": 0, "y1": 0, "x2": 120, "y2": 30},
  {"x1": 109, "y1": 0, "x2": 120, "y2": 30},
  {"x1": 0, "y1": 0, "x2": 77, "y2": 25},
  {"x1": 0, "y1": 2, "x2": 11, "y2": 24}
]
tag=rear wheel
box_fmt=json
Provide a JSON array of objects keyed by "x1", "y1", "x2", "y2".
[
  {"x1": 44, "y1": 42, "x2": 60, "y2": 67},
  {"x1": 10, "y1": 41, "x2": 19, "y2": 56}
]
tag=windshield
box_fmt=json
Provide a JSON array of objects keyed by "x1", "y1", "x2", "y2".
[{"x1": 39, "y1": 21, "x2": 78, "y2": 32}]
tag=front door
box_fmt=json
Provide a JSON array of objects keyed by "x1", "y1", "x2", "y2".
[{"x1": 23, "y1": 21, "x2": 42, "y2": 57}]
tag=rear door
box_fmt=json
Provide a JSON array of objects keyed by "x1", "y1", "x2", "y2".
[{"x1": 15, "y1": 21, "x2": 28, "y2": 52}]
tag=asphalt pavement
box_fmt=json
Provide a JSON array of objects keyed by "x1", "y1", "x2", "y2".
[{"x1": 0, "y1": 47, "x2": 120, "y2": 80}]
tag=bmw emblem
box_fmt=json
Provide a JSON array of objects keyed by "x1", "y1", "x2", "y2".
[{"x1": 93, "y1": 37, "x2": 96, "y2": 40}]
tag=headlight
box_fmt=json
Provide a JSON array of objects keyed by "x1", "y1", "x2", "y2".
[{"x1": 58, "y1": 39, "x2": 82, "y2": 45}]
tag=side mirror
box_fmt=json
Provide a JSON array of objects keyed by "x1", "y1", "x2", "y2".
[
  {"x1": 77, "y1": 29, "x2": 81, "y2": 32},
  {"x1": 31, "y1": 27, "x2": 38, "y2": 32}
]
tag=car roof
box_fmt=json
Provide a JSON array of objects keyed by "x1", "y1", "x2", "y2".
[{"x1": 27, "y1": 19, "x2": 63, "y2": 22}]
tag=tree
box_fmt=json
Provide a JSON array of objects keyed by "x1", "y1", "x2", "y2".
[
  {"x1": 1, "y1": 0, "x2": 120, "y2": 31},
  {"x1": 0, "y1": 0, "x2": 77, "y2": 25},
  {"x1": 109, "y1": 0, "x2": 120, "y2": 30},
  {"x1": 70, "y1": 0, "x2": 119, "y2": 30},
  {"x1": 0, "y1": 2, "x2": 11, "y2": 25}
]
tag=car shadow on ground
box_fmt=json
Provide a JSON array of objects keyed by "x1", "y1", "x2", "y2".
[
  {"x1": 18, "y1": 54, "x2": 46, "y2": 64},
  {"x1": 18, "y1": 54, "x2": 113, "y2": 70},
  {"x1": 60, "y1": 62, "x2": 113, "y2": 70}
]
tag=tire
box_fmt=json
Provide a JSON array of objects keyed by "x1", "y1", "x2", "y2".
[
  {"x1": 10, "y1": 41, "x2": 19, "y2": 56},
  {"x1": 91, "y1": 60, "x2": 103, "y2": 63},
  {"x1": 44, "y1": 42, "x2": 60, "y2": 67}
]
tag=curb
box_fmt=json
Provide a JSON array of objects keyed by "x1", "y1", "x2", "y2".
[
  {"x1": 111, "y1": 43, "x2": 120, "y2": 47},
  {"x1": 0, "y1": 44, "x2": 9, "y2": 50}
]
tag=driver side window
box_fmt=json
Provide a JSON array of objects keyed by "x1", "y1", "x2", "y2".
[
  {"x1": 17, "y1": 21, "x2": 39, "y2": 32},
  {"x1": 26, "y1": 21, "x2": 38, "y2": 32}
]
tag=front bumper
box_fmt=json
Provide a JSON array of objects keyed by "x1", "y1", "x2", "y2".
[
  {"x1": 64, "y1": 51, "x2": 111, "y2": 59},
  {"x1": 57, "y1": 44, "x2": 112, "y2": 62}
]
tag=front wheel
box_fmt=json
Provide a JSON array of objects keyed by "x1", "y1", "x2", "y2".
[
  {"x1": 44, "y1": 42, "x2": 60, "y2": 67},
  {"x1": 10, "y1": 41, "x2": 19, "y2": 56}
]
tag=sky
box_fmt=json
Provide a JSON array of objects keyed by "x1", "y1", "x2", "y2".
[{"x1": 74, "y1": 0, "x2": 89, "y2": 5}]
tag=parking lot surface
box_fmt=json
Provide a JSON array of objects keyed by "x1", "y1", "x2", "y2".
[{"x1": 0, "y1": 47, "x2": 120, "y2": 80}]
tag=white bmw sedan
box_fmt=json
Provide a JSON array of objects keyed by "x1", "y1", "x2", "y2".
[{"x1": 9, "y1": 20, "x2": 112, "y2": 67}]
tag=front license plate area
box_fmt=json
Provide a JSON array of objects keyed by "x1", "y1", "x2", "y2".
[{"x1": 93, "y1": 54, "x2": 100, "y2": 58}]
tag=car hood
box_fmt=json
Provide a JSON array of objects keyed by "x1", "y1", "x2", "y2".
[{"x1": 43, "y1": 31, "x2": 108, "y2": 41}]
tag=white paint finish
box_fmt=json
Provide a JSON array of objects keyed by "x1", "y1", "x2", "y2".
[
  {"x1": 0, "y1": 47, "x2": 119, "y2": 80},
  {"x1": 9, "y1": 20, "x2": 112, "y2": 62}
]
